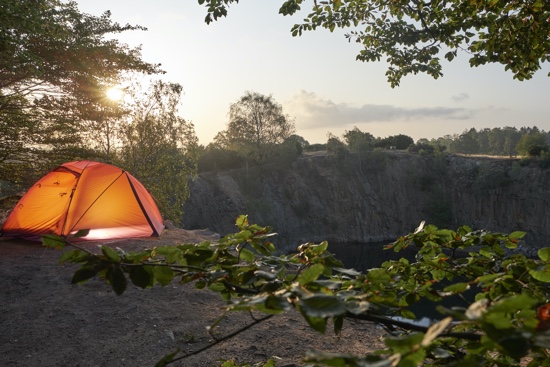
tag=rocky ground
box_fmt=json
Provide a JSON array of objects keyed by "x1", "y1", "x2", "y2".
[{"x1": 0, "y1": 227, "x2": 385, "y2": 367}]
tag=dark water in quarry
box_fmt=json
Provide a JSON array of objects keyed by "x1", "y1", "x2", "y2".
[
  {"x1": 328, "y1": 241, "x2": 474, "y2": 322},
  {"x1": 328, "y1": 240, "x2": 415, "y2": 271}
]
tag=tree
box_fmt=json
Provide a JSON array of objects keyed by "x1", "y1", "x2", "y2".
[
  {"x1": 343, "y1": 127, "x2": 375, "y2": 152},
  {"x1": 117, "y1": 80, "x2": 198, "y2": 224},
  {"x1": 219, "y1": 91, "x2": 295, "y2": 162},
  {"x1": 343, "y1": 127, "x2": 374, "y2": 172},
  {"x1": 0, "y1": 0, "x2": 162, "y2": 174},
  {"x1": 377, "y1": 134, "x2": 414, "y2": 150},
  {"x1": 197, "y1": 143, "x2": 242, "y2": 172},
  {"x1": 326, "y1": 132, "x2": 348, "y2": 159},
  {"x1": 449, "y1": 128, "x2": 480, "y2": 154},
  {"x1": 47, "y1": 216, "x2": 550, "y2": 367},
  {"x1": 199, "y1": 0, "x2": 550, "y2": 87},
  {"x1": 516, "y1": 132, "x2": 550, "y2": 156},
  {"x1": 273, "y1": 134, "x2": 310, "y2": 164}
]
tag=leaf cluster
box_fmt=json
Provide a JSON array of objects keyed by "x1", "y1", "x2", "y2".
[
  {"x1": 199, "y1": 0, "x2": 550, "y2": 86},
  {"x1": 45, "y1": 216, "x2": 550, "y2": 366}
]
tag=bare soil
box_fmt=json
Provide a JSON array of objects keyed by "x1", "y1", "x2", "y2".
[{"x1": 0, "y1": 227, "x2": 384, "y2": 367}]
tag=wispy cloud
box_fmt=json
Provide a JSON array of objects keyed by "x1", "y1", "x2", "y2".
[
  {"x1": 284, "y1": 90, "x2": 472, "y2": 130},
  {"x1": 452, "y1": 93, "x2": 469, "y2": 102}
]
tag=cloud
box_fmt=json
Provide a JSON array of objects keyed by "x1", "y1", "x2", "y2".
[
  {"x1": 452, "y1": 93, "x2": 469, "y2": 102},
  {"x1": 284, "y1": 90, "x2": 472, "y2": 130}
]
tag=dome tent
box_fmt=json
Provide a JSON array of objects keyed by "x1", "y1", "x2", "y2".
[{"x1": 1, "y1": 161, "x2": 164, "y2": 241}]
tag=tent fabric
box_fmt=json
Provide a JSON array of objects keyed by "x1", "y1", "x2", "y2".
[{"x1": 1, "y1": 161, "x2": 164, "y2": 241}]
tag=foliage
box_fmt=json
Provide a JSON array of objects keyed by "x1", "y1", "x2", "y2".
[
  {"x1": 326, "y1": 134, "x2": 348, "y2": 159},
  {"x1": 304, "y1": 143, "x2": 327, "y2": 152},
  {"x1": 421, "y1": 126, "x2": 549, "y2": 157},
  {"x1": 117, "y1": 81, "x2": 199, "y2": 225},
  {"x1": 449, "y1": 128, "x2": 480, "y2": 155},
  {"x1": 408, "y1": 142, "x2": 437, "y2": 155},
  {"x1": 45, "y1": 215, "x2": 550, "y2": 366},
  {"x1": 264, "y1": 134, "x2": 309, "y2": 168},
  {"x1": 342, "y1": 127, "x2": 376, "y2": 173},
  {"x1": 376, "y1": 134, "x2": 415, "y2": 150},
  {"x1": 197, "y1": 144, "x2": 243, "y2": 172},
  {"x1": 198, "y1": 0, "x2": 550, "y2": 86},
  {"x1": 516, "y1": 132, "x2": 550, "y2": 157},
  {"x1": 216, "y1": 91, "x2": 296, "y2": 163},
  {"x1": 362, "y1": 149, "x2": 387, "y2": 172},
  {"x1": 1, "y1": 0, "x2": 162, "y2": 173},
  {"x1": 343, "y1": 127, "x2": 375, "y2": 153}
]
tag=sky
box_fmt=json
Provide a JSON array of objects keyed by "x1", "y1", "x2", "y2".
[{"x1": 76, "y1": 1, "x2": 550, "y2": 146}]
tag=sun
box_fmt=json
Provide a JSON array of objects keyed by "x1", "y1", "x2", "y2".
[{"x1": 106, "y1": 86, "x2": 124, "y2": 101}]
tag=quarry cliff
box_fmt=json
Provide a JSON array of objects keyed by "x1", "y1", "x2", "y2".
[{"x1": 182, "y1": 151, "x2": 550, "y2": 251}]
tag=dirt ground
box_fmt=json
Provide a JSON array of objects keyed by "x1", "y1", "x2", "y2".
[{"x1": 0, "y1": 227, "x2": 385, "y2": 367}]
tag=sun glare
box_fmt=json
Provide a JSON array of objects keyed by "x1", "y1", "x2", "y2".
[{"x1": 106, "y1": 87, "x2": 124, "y2": 101}]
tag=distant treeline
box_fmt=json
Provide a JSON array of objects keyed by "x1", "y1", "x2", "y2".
[
  {"x1": 197, "y1": 126, "x2": 550, "y2": 173},
  {"x1": 421, "y1": 126, "x2": 550, "y2": 157}
]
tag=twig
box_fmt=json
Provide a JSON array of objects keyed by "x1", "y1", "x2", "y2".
[
  {"x1": 164, "y1": 314, "x2": 274, "y2": 366},
  {"x1": 345, "y1": 312, "x2": 481, "y2": 341}
]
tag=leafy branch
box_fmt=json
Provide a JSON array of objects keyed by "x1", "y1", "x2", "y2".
[{"x1": 44, "y1": 215, "x2": 550, "y2": 366}]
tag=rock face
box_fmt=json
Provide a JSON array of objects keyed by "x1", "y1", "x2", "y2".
[{"x1": 182, "y1": 151, "x2": 550, "y2": 251}]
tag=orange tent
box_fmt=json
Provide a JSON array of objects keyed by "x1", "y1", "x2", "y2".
[{"x1": 1, "y1": 161, "x2": 164, "y2": 241}]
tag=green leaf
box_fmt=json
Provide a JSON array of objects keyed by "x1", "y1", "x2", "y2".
[
  {"x1": 298, "y1": 263, "x2": 325, "y2": 285},
  {"x1": 445, "y1": 51, "x2": 455, "y2": 61},
  {"x1": 399, "y1": 309, "x2": 416, "y2": 320},
  {"x1": 334, "y1": 315, "x2": 344, "y2": 335},
  {"x1": 58, "y1": 249, "x2": 88, "y2": 264},
  {"x1": 72, "y1": 267, "x2": 101, "y2": 284},
  {"x1": 498, "y1": 334, "x2": 530, "y2": 360},
  {"x1": 254, "y1": 270, "x2": 277, "y2": 281},
  {"x1": 311, "y1": 241, "x2": 328, "y2": 255},
  {"x1": 109, "y1": 265, "x2": 127, "y2": 295},
  {"x1": 385, "y1": 333, "x2": 424, "y2": 354},
  {"x1": 71, "y1": 229, "x2": 90, "y2": 238},
  {"x1": 529, "y1": 267, "x2": 550, "y2": 283},
  {"x1": 302, "y1": 313, "x2": 327, "y2": 333},
  {"x1": 366, "y1": 268, "x2": 392, "y2": 283},
  {"x1": 333, "y1": 267, "x2": 361, "y2": 276},
  {"x1": 299, "y1": 294, "x2": 346, "y2": 318},
  {"x1": 475, "y1": 272, "x2": 505, "y2": 285},
  {"x1": 489, "y1": 294, "x2": 538, "y2": 314},
  {"x1": 42, "y1": 234, "x2": 66, "y2": 250},
  {"x1": 235, "y1": 215, "x2": 248, "y2": 229},
  {"x1": 249, "y1": 240, "x2": 275, "y2": 256},
  {"x1": 262, "y1": 294, "x2": 291, "y2": 313},
  {"x1": 443, "y1": 282, "x2": 469, "y2": 293},
  {"x1": 101, "y1": 245, "x2": 121, "y2": 262},
  {"x1": 208, "y1": 283, "x2": 226, "y2": 293},
  {"x1": 239, "y1": 247, "x2": 255, "y2": 263},
  {"x1": 400, "y1": 348, "x2": 426, "y2": 367},
  {"x1": 129, "y1": 265, "x2": 154, "y2": 289},
  {"x1": 153, "y1": 266, "x2": 175, "y2": 286},
  {"x1": 156, "y1": 246, "x2": 184, "y2": 264},
  {"x1": 509, "y1": 231, "x2": 526, "y2": 240},
  {"x1": 538, "y1": 248, "x2": 550, "y2": 262},
  {"x1": 484, "y1": 312, "x2": 512, "y2": 329}
]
